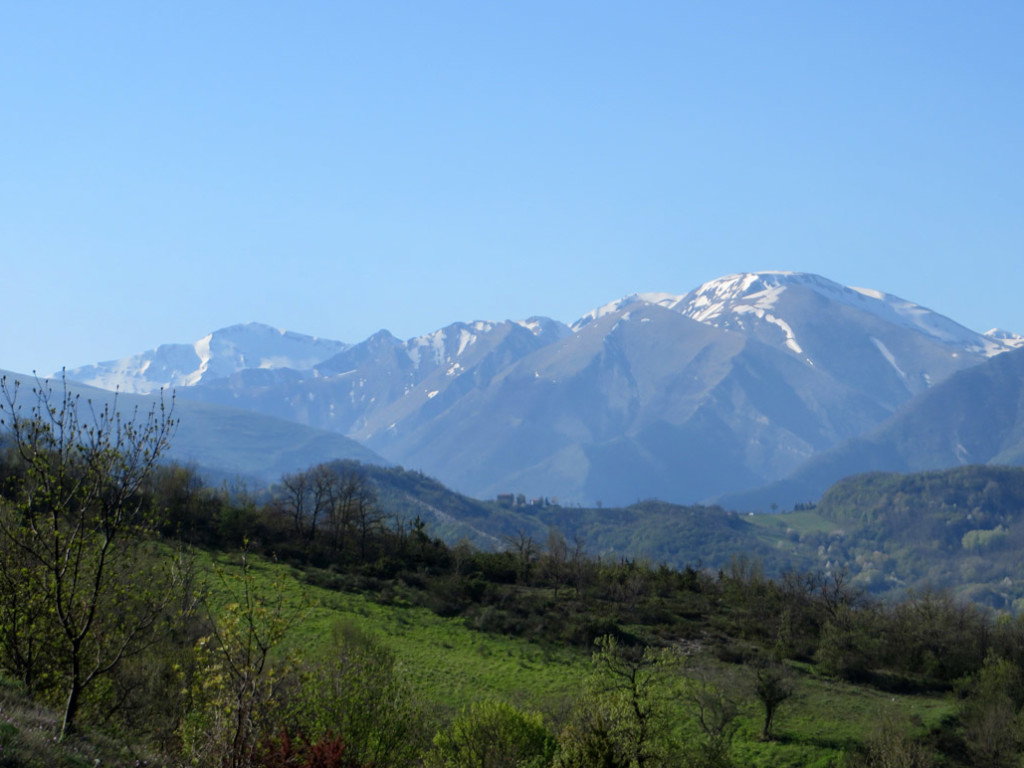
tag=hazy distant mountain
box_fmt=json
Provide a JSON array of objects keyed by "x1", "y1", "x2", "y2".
[
  {"x1": 159, "y1": 317, "x2": 573, "y2": 438},
  {"x1": 66, "y1": 323, "x2": 349, "y2": 394},
  {"x1": 718, "y1": 345, "x2": 1024, "y2": 511},
  {"x1": 167, "y1": 399, "x2": 387, "y2": 484},
  {"x1": 0, "y1": 369, "x2": 385, "y2": 484},
  {"x1": 63, "y1": 272, "x2": 1023, "y2": 505}
]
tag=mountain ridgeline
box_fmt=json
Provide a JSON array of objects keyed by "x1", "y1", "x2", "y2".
[{"x1": 62, "y1": 271, "x2": 1024, "y2": 507}]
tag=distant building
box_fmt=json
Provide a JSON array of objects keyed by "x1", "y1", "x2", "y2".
[{"x1": 497, "y1": 493, "x2": 515, "y2": 507}]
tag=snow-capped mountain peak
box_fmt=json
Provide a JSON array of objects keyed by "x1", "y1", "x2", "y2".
[
  {"x1": 673, "y1": 271, "x2": 1015, "y2": 358},
  {"x1": 677, "y1": 271, "x2": 800, "y2": 323},
  {"x1": 675, "y1": 271, "x2": 902, "y2": 324},
  {"x1": 570, "y1": 292, "x2": 684, "y2": 331},
  {"x1": 404, "y1": 317, "x2": 570, "y2": 371},
  {"x1": 63, "y1": 322, "x2": 349, "y2": 394},
  {"x1": 515, "y1": 316, "x2": 574, "y2": 340},
  {"x1": 565, "y1": 272, "x2": 1018, "y2": 403},
  {"x1": 984, "y1": 328, "x2": 1024, "y2": 349},
  {"x1": 405, "y1": 322, "x2": 497, "y2": 370}
]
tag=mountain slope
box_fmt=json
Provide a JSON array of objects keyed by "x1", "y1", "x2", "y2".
[
  {"x1": 369, "y1": 301, "x2": 903, "y2": 504},
  {"x1": 719, "y1": 344, "x2": 1024, "y2": 511},
  {"x1": 595, "y1": 272, "x2": 1010, "y2": 410}
]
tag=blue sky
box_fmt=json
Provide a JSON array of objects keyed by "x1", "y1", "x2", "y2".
[{"x1": 2, "y1": 2, "x2": 1022, "y2": 375}]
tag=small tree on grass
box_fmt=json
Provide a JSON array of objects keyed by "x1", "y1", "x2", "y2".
[
  {"x1": 427, "y1": 699, "x2": 556, "y2": 768},
  {"x1": 0, "y1": 373, "x2": 181, "y2": 741},
  {"x1": 751, "y1": 659, "x2": 795, "y2": 741}
]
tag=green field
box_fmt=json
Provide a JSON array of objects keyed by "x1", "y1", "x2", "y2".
[{"x1": 201, "y1": 551, "x2": 956, "y2": 767}]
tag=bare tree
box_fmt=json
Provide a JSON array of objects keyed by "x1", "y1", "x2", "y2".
[
  {"x1": 278, "y1": 463, "x2": 382, "y2": 556},
  {"x1": 279, "y1": 469, "x2": 311, "y2": 538},
  {"x1": 685, "y1": 667, "x2": 740, "y2": 744},
  {"x1": 0, "y1": 373, "x2": 182, "y2": 739},
  {"x1": 504, "y1": 529, "x2": 538, "y2": 584},
  {"x1": 540, "y1": 527, "x2": 569, "y2": 597},
  {"x1": 324, "y1": 469, "x2": 370, "y2": 555},
  {"x1": 352, "y1": 480, "x2": 383, "y2": 561}
]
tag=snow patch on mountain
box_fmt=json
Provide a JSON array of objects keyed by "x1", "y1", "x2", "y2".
[
  {"x1": 681, "y1": 273, "x2": 789, "y2": 323},
  {"x1": 870, "y1": 337, "x2": 911, "y2": 390},
  {"x1": 847, "y1": 286, "x2": 1006, "y2": 356},
  {"x1": 406, "y1": 322, "x2": 497, "y2": 369},
  {"x1": 407, "y1": 330, "x2": 446, "y2": 369},
  {"x1": 456, "y1": 330, "x2": 474, "y2": 356},
  {"x1": 191, "y1": 334, "x2": 213, "y2": 385},
  {"x1": 732, "y1": 304, "x2": 803, "y2": 354},
  {"x1": 985, "y1": 328, "x2": 1024, "y2": 349}
]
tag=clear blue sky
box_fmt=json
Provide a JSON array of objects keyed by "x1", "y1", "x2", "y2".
[{"x1": 3, "y1": 2, "x2": 1022, "y2": 375}]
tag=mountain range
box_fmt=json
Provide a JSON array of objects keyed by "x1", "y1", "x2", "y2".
[{"x1": 61, "y1": 271, "x2": 1024, "y2": 507}]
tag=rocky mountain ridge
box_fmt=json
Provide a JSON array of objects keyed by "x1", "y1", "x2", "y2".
[{"x1": 63, "y1": 272, "x2": 1024, "y2": 505}]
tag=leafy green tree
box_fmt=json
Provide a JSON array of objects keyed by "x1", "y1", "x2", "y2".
[
  {"x1": 178, "y1": 551, "x2": 302, "y2": 768},
  {"x1": 556, "y1": 636, "x2": 680, "y2": 768},
  {"x1": 750, "y1": 659, "x2": 795, "y2": 741},
  {"x1": 815, "y1": 604, "x2": 881, "y2": 682},
  {"x1": 0, "y1": 511, "x2": 53, "y2": 689},
  {"x1": 555, "y1": 694, "x2": 633, "y2": 768},
  {"x1": 0, "y1": 374, "x2": 181, "y2": 740},
  {"x1": 427, "y1": 699, "x2": 556, "y2": 768},
  {"x1": 282, "y1": 621, "x2": 428, "y2": 768},
  {"x1": 956, "y1": 653, "x2": 1024, "y2": 768}
]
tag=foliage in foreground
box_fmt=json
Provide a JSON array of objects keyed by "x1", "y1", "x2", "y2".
[{"x1": 4, "y1": 378, "x2": 1024, "y2": 766}]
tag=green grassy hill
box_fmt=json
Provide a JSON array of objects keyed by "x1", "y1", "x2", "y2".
[{"x1": 0, "y1": 548, "x2": 962, "y2": 767}]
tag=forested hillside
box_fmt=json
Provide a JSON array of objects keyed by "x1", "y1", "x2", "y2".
[{"x1": 334, "y1": 459, "x2": 1024, "y2": 609}]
